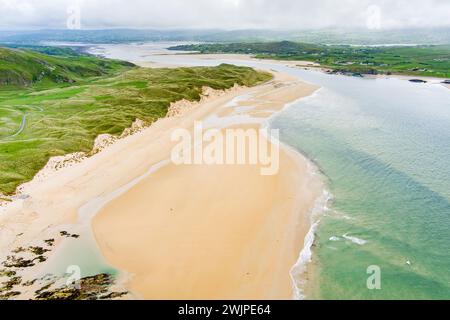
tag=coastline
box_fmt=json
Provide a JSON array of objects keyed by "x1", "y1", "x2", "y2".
[
  {"x1": 163, "y1": 53, "x2": 450, "y2": 89},
  {"x1": 0, "y1": 68, "x2": 324, "y2": 300},
  {"x1": 92, "y1": 71, "x2": 324, "y2": 299}
]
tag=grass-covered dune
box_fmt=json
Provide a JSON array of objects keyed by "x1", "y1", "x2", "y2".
[
  {"x1": 0, "y1": 46, "x2": 133, "y2": 87},
  {"x1": 0, "y1": 54, "x2": 272, "y2": 195},
  {"x1": 171, "y1": 41, "x2": 450, "y2": 79}
]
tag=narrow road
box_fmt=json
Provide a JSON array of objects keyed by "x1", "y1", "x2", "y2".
[
  {"x1": 10, "y1": 113, "x2": 28, "y2": 138},
  {"x1": 1, "y1": 106, "x2": 43, "y2": 140}
]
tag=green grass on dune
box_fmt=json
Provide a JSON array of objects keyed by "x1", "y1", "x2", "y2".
[{"x1": 0, "y1": 64, "x2": 272, "y2": 195}]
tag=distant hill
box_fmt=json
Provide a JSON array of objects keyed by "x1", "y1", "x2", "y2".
[
  {"x1": 0, "y1": 28, "x2": 449, "y2": 45},
  {"x1": 171, "y1": 41, "x2": 450, "y2": 79},
  {"x1": 0, "y1": 46, "x2": 134, "y2": 87}
]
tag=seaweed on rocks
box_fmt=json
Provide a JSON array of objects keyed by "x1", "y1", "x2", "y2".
[
  {"x1": 29, "y1": 246, "x2": 50, "y2": 256},
  {"x1": 2, "y1": 256, "x2": 35, "y2": 268},
  {"x1": 34, "y1": 274, "x2": 128, "y2": 300},
  {"x1": 44, "y1": 239, "x2": 55, "y2": 246},
  {"x1": 60, "y1": 231, "x2": 80, "y2": 239},
  {"x1": 0, "y1": 269, "x2": 16, "y2": 277},
  {"x1": 0, "y1": 291, "x2": 20, "y2": 300}
]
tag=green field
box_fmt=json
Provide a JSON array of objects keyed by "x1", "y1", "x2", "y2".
[
  {"x1": 0, "y1": 48, "x2": 272, "y2": 195},
  {"x1": 170, "y1": 42, "x2": 450, "y2": 78}
]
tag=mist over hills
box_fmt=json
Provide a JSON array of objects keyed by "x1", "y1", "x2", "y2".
[{"x1": 1, "y1": 27, "x2": 449, "y2": 45}]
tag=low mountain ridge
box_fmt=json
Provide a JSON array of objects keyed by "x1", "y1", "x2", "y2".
[{"x1": 0, "y1": 47, "x2": 133, "y2": 87}]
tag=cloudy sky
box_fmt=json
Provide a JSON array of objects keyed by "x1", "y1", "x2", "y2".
[{"x1": 0, "y1": 0, "x2": 449, "y2": 30}]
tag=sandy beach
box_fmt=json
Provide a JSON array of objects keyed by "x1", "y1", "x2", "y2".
[
  {"x1": 92, "y1": 72, "x2": 322, "y2": 299},
  {"x1": 0, "y1": 69, "x2": 323, "y2": 300}
]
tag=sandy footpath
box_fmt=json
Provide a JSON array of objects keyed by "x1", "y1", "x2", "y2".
[{"x1": 0, "y1": 69, "x2": 323, "y2": 300}]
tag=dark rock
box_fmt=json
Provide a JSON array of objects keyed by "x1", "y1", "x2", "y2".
[
  {"x1": 41, "y1": 274, "x2": 58, "y2": 281},
  {"x1": 44, "y1": 239, "x2": 55, "y2": 246},
  {"x1": 409, "y1": 79, "x2": 427, "y2": 83},
  {"x1": 2, "y1": 256, "x2": 35, "y2": 268},
  {"x1": 35, "y1": 283, "x2": 53, "y2": 295},
  {"x1": 1, "y1": 276, "x2": 22, "y2": 292},
  {"x1": 0, "y1": 269, "x2": 16, "y2": 278},
  {"x1": 35, "y1": 273, "x2": 127, "y2": 301},
  {"x1": 36, "y1": 288, "x2": 80, "y2": 300},
  {"x1": 99, "y1": 292, "x2": 128, "y2": 300},
  {"x1": 0, "y1": 291, "x2": 20, "y2": 300},
  {"x1": 60, "y1": 231, "x2": 80, "y2": 239},
  {"x1": 12, "y1": 247, "x2": 26, "y2": 254},
  {"x1": 60, "y1": 231, "x2": 70, "y2": 237},
  {"x1": 23, "y1": 279, "x2": 37, "y2": 287},
  {"x1": 29, "y1": 246, "x2": 50, "y2": 256},
  {"x1": 33, "y1": 256, "x2": 47, "y2": 263}
]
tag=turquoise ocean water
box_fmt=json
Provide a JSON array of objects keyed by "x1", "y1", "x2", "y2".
[{"x1": 271, "y1": 69, "x2": 450, "y2": 299}]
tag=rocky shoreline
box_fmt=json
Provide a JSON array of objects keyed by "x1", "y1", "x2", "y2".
[{"x1": 0, "y1": 230, "x2": 129, "y2": 300}]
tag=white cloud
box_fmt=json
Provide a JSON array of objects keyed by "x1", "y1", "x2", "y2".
[{"x1": 0, "y1": 0, "x2": 449, "y2": 30}]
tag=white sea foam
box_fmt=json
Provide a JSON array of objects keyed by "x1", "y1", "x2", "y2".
[
  {"x1": 290, "y1": 188, "x2": 333, "y2": 300},
  {"x1": 329, "y1": 236, "x2": 341, "y2": 242},
  {"x1": 343, "y1": 234, "x2": 368, "y2": 245},
  {"x1": 290, "y1": 221, "x2": 319, "y2": 300},
  {"x1": 270, "y1": 93, "x2": 334, "y2": 300}
]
